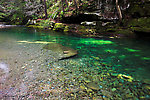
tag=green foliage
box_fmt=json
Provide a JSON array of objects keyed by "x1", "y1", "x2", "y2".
[
  {"x1": 0, "y1": 12, "x2": 7, "y2": 19},
  {"x1": 36, "y1": 19, "x2": 55, "y2": 28},
  {"x1": 128, "y1": 18, "x2": 150, "y2": 27},
  {"x1": 0, "y1": 0, "x2": 99, "y2": 24},
  {"x1": 53, "y1": 23, "x2": 66, "y2": 31},
  {"x1": 45, "y1": 0, "x2": 96, "y2": 20},
  {"x1": 0, "y1": 0, "x2": 43, "y2": 24}
]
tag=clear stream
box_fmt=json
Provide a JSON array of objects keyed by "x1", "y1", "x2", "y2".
[{"x1": 0, "y1": 27, "x2": 150, "y2": 99}]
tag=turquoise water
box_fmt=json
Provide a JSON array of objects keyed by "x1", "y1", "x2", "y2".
[
  {"x1": 1, "y1": 27, "x2": 150, "y2": 99},
  {"x1": 0, "y1": 27, "x2": 150, "y2": 80}
]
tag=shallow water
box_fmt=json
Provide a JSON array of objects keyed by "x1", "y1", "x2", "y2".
[{"x1": 0, "y1": 27, "x2": 150, "y2": 99}]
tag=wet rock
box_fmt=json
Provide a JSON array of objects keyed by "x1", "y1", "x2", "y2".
[
  {"x1": 43, "y1": 43, "x2": 77, "y2": 60},
  {"x1": 101, "y1": 90, "x2": 112, "y2": 98},
  {"x1": 144, "y1": 85, "x2": 150, "y2": 90},
  {"x1": 84, "y1": 78, "x2": 91, "y2": 83},
  {"x1": 117, "y1": 74, "x2": 133, "y2": 82},
  {"x1": 81, "y1": 21, "x2": 96, "y2": 26},
  {"x1": 143, "y1": 79, "x2": 150, "y2": 85},
  {"x1": 85, "y1": 82, "x2": 100, "y2": 90},
  {"x1": 53, "y1": 23, "x2": 66, "y2": 31},
  {"x1": 111, "y1": 73, "x2": 118, "y2": 77},
  {"x1": 112, "y1": 88, "x2": 117, "y2": 92},
  {"x1": 80, "y1": 84, "x2": 87, "y2": 91},
  {"x1": 125, "y1": 93, "x2": 133, "y2": 98},
  {"x1": 86, "y1": 88, "x2": 93, "y2": 93}
]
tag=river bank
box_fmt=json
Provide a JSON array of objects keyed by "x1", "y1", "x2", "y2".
[{"x1": 26, "y1": 16, "x2": 150, "y2": 39}]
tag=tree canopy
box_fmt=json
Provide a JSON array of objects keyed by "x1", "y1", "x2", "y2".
[{"x1": 0, "y1": 0, "x2": 148, "y2": 24}]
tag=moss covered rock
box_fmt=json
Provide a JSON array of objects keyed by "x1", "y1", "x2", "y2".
[
  {"x1": 27, "y1": 25, "x2": 44, "y2": 29},
  {"x1": 131, "y1": 27, "x2": 150, "y2": 35},
  {"x1": 127, "y1": 18, "x2": 150, "y2": 36},
  {"x1": 64, "y1": 25, "x2": 69, "y2": 32},
  {"x1": 53, "y1": 23, "x2": 66, "y2": 31},
  {"x1": 116, "y1": 29, "x2": 134, "y2": 37},
  {"x1": 128, "y1": 18, "x2": 150, "y2": 27}
]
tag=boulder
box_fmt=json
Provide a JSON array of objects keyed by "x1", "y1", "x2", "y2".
[
  {"x1": 43, "y1": 43, "x2": 77, "y2": 60},
  {"x1": 81, "y1": 21, "x2": 96, "y2": 26},
  {"x1": 53, "y1": 23, "x2": 66, "y2": 31},
  {"x1": 84, "y1": 82, "x2": 100, "y2": 91},
  {"x1": 127, "y1": 18, "x2": 150, "y2": 37}
]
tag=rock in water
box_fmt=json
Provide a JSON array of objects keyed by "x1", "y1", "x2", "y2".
[
  {"x1": 43, "y1": 43, "x2": 77, "y2": 59},
  {"x1": 85, "y1": 82, "x2": 100, "y2": 90}
]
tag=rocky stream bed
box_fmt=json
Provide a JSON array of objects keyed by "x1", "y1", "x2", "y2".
[{"x1": 0, "y1": 39, "x2": 150, "y2": 100}]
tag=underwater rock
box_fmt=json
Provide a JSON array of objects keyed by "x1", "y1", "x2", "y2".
[
  {"x1": 125, "y1": 93, "x2": 133, "y2": 99},
  {"x1": 144, "y1": 85, "x2": 150, "y2": 90},
  {"x1": 43, "y1": 43, "x2": 77, "y2": 60},
  {"x1": 84, "y1": 82, "x2": 100, "y2": 90},
  {"x1": 143, "y1": 79, "x2": 150, "y2": 85},
  {"x1": 86, "y1": 88, "x2": 93, "y2": 93},
  {"x1": 111, "y1": 73, "x2": 118, "y2": 77},
  {"x1": 111, "y1": 88, "x2": 117, "y2": 92},
  {"x1": 101, "y1": 90, "x2": 112, "y2": 98},
  {"x1": 117, "y1": 74, "x2": 133, "y2": 82},
  {"x1": 80, "y1": 85, "x2": 87, "y2": 91}
]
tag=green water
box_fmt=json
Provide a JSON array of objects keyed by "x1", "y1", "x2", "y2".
[{"x1": 0, "y1": 27, "x2": 150, "y2": 80}]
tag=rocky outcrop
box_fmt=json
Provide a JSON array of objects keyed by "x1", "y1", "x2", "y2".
[{"x1": 127, "y1": 18, "x2": 150, "y2": 37}]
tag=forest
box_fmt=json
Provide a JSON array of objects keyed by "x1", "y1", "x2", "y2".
[
  {"x1": 0, "y1": 0, "x2": 150, "y2": 37},
  {"x1": 0, "y1": 0, "x2": 150, "y2": 100}
]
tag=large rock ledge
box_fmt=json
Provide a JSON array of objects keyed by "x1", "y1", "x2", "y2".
[{"x1": 43, "y1": 43, "x2": 77, "y2": 60}]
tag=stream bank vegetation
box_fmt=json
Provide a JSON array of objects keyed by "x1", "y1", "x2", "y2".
[{"x1": 1, "y1": 0, "x2": 150, "y2": 38}]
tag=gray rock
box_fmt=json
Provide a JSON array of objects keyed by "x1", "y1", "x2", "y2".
[{"x1": 43, "y1": 43, "x2": 77, "y2": 60}]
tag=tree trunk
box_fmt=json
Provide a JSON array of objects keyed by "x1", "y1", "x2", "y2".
[
  {"x1": 44, "y1": 0, "x2": 47, "y2": 19},
  {"x1": 73, "y1": 0, "x2": 78, "y2": 15},
  {"x1": 116, "y1": 0, "x2": 122, "y2": 21},
  {"x1": 65, "y1": 0, "x2": 68, "y2": 7},
  {"x1": 97, "y1": 0, "x2": 100, "y2": 9},
  {"x1": 61, "y1": 0, "x2": 64, "y2": 13}
]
